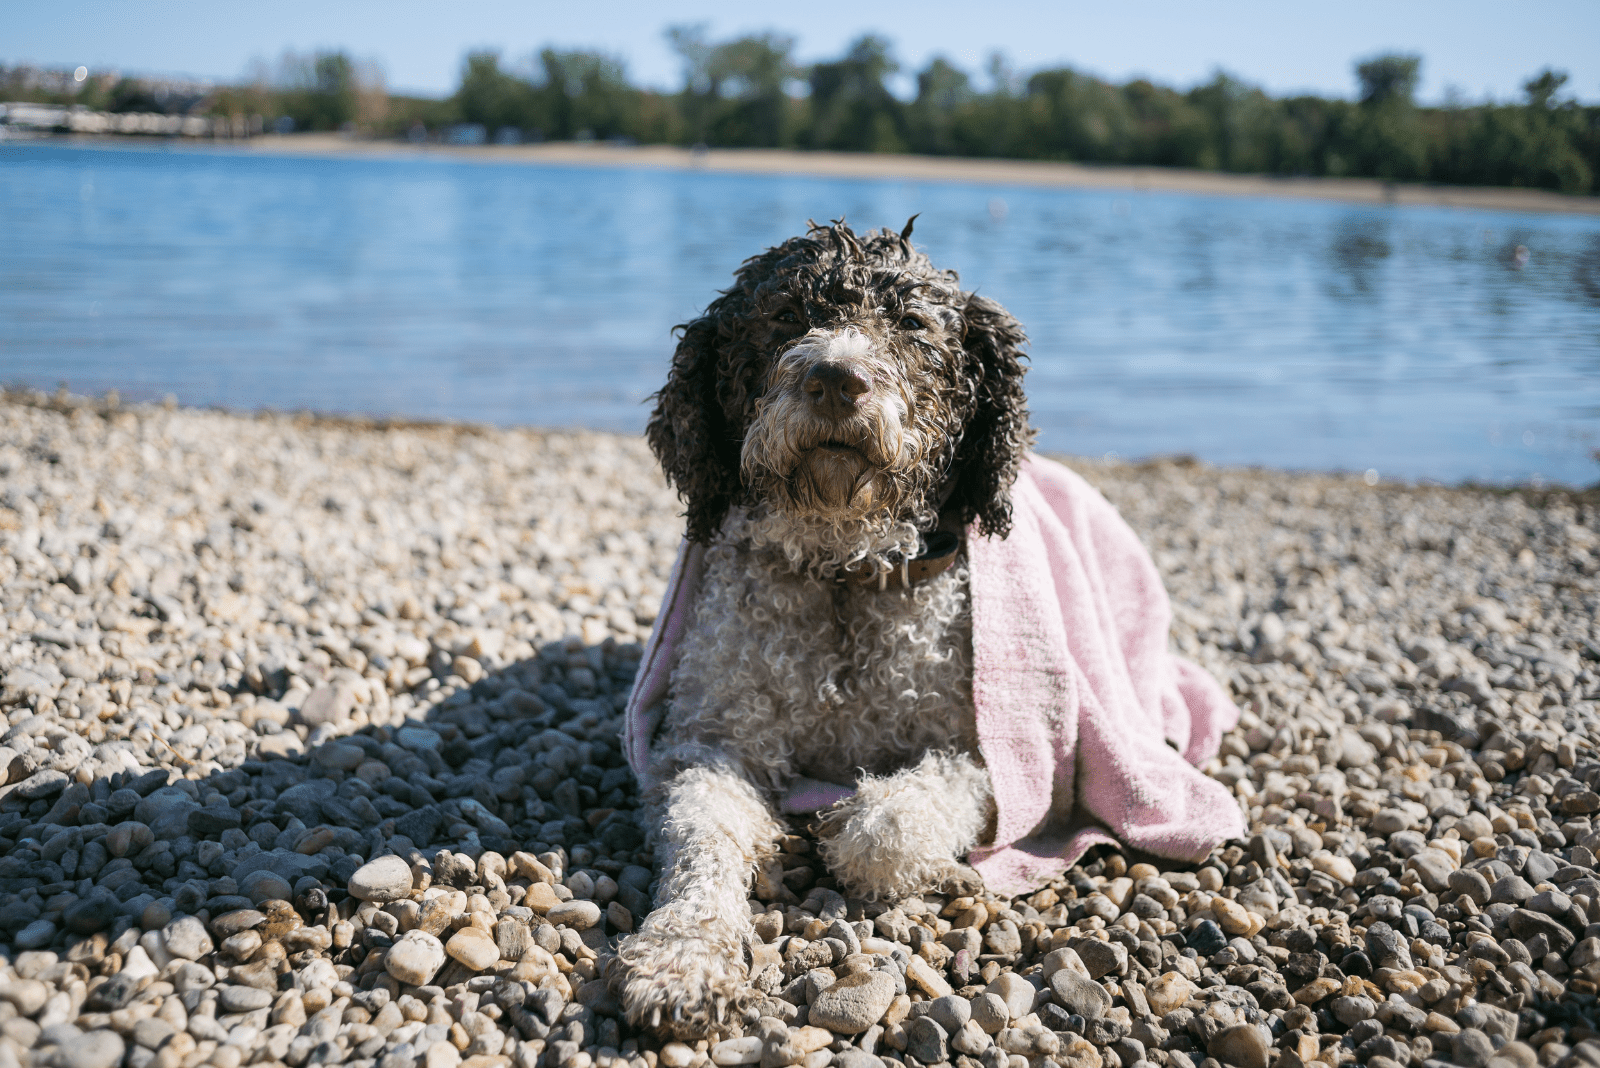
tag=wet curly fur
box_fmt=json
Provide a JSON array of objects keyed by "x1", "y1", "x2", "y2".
[{"x1": 613, "y1": 219, "x2": 1032, "y2": 1038}]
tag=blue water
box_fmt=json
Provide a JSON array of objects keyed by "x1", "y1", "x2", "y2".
[{"x1": 3, "y1": 141, "x2": 1600, "y2": 486}]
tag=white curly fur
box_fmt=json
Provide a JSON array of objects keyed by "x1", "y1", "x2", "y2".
[
  {"x1": 816, "y1": 750, "x2": 993, "y2": 902},
  {"x1": 614, "y1": 502, "x2": 995, "y2": 1036},
  {"x1": 612, "y1": 764, "x2": 780, "y2": 1037}
]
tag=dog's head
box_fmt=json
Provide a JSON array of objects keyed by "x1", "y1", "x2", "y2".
[{"x1": 648, "y1": 218, "x2": 1032, "y2": 544}]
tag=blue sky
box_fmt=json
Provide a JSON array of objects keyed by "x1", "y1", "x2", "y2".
[{"x1": 9, "y1": 0, "x2": 1598, "y2": 104}]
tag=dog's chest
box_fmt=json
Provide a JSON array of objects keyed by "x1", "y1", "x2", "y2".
[{"x1": 663, "y1": 542, "x2": 977, "y2": 789}]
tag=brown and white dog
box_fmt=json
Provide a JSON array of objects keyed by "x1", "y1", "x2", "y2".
[{"x1": 612, "y1": 219, "x2": 1032, "y2": 1037}]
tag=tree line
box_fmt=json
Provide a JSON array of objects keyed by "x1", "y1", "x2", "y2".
[{"x1": 7, "y1": 30, "x2": 1597, "y2": 195}]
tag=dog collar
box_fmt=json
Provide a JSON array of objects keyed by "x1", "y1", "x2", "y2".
[{"x1": 837, "y1": 530, "x2": 961, "y2": 591}]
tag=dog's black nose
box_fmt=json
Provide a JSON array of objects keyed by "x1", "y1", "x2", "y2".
[{"x1": 801, "y1": 361, "x2": 872, "y2": 417}]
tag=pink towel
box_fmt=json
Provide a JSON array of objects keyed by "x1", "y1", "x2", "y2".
[{"x1": 624, "y1": 455, "x2": 1244, "y2": 897}]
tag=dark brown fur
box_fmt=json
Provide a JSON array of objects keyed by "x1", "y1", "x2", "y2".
[{"x1": 646, "y1": 219, "x2": 1034, "y2": 545}]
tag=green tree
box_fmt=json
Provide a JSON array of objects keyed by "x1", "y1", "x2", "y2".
[
  {"x1": 1524, "y1": 68, "x2": 1569, "y2": 109},
  {"x1": 275, "y1": 51, "x2": 359, "y2": 131},
  {"x1": 1349, "y1": 52, "x2": 1425, "y2": 180},
  {"x1": 667, "y1": 25, "x2": 800, "y2": 147},
  {"x1": 807, "y1": 35, "x2": 906, "y2": 152},
  {"x1": 537, "y1": 49, "x2": 637, "y2": 140},
  {"x1": 456, "y1": 51, "x2": 538, "y2": 134},
  {"x1": 905, "y1": 57, "x2": 974, "y2": 155}
]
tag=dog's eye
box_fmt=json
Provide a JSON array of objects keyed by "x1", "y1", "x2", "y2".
[
  {"x1": 774, "y1": 310, "x2": 800, "y2": 324},
  {"x1": 899, "y1": 315, "x2": 924, "y2": 330}
]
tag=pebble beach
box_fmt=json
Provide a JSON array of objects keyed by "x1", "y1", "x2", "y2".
[{"x1": 3, "y1": 390, "x2": 1599, "y2": 1068}]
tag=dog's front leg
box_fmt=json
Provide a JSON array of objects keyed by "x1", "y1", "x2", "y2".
[
  {"x1": 816, "y1": 749, "x2": 993, "y2": 902},
  {"x1": 612, "y1": 763, "x2": 780, "y2": 1038}
]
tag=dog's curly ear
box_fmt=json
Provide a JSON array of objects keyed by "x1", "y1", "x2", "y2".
[
  {"x1": 947, "y1": 292, "x2": 1033, "y2": 539},
  {"x1": 647, "y1": 310, "x2": 745, "y2": 543}
]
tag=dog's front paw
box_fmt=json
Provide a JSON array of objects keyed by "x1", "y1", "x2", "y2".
[
  {"x1": 610, "y1": 929, "x2": 750, "y2": 1039},
  {"x1": 816, "y1": 797, "x2": 981, "y2": 903}
]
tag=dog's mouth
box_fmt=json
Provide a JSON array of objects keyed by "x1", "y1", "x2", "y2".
[{"x1": 810, "y1": 440, "x2": 866, "y2": 458}]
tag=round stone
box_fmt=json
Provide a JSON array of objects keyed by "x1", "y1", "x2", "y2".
[
  {"x1": 1073, "y1": 939, "x2": 1127, "y2": 979},
  {"x1": 1406, "y1": 851, "x2": 1455, "y2": 894},
  {"x1": 217, "y1": 985, "x2": 274, "y2": 1013},
  {"x1": 1209, "y1": 1024, "x2": 1271, "y2": 1068},
  {"x1": 1187, "y1": 919, "x2": 1228, "y2": 956},
  {"x1": 1448, "y1": 869, "x2": 1491, "y2": 905},
  {"x1": 986, "y1": 972, "x2": 1037, "y2": 1020},
  {"x1": 1311, "y1": 853, "x2": 1356, "y2": 884},
  {"x1": 1211, "y1": 897, "x2": 1252, "y2": 936},
  {"x1": 63, "y1": 895, "x2": 118, "y2": 935},
  {"x1": 445, "y1": 927, "x2": 500, "y2": 971},
  {"x1": 1048, "y1": 973, "x2": 1110, "y2": 1019},
  {"x1": 211, "y1": 909, "x2": 266, "y2": 937},
  {"x1": 545, "y1": 900, "x2": 602, "y2": 930},
  {"x1": 660, "y1": 1043, "x2": 695, "y2": 1068},
  {"x1": 1041, "y1": 947, "x2": 1090, "y2": 980},
  {"x1": 240, "y1": 870, "x2": 293, "y2": 906},
  {"x1": 970, "y1": 992, "x2": 1010, "y2": 1034},
  {"x1": 425, "y1": 1041, "x2": 460, "y2": 1068},
  {"x1": 348, "y1": 855, "x2": 415, "y2": 903},
  {"x1": 808, "y1": 970, "x2": 896, "y2": 1034},
  {"x1": 1331, "y1": 996, "x2": 1375, "y2": 1026},
  {"x1": 1146, "y1": 972, "x2": 1199, "y2": 1016},
  {"x1": 53, "y1": 1030, "x2": 126, "y2": 1068},
  {"x1": 906, "y1": 1017, "x2": 949, "y2": 1064},
  {"x1": 710, "y1": 1037, "x2": 762, "y2": 1065},
  {"x1": 2, "y1": 978, "x2": 49, "y2": 1016},
  {"x1": 161, "y1": 916, "x2": 214, "y2": 960},
  {"x1": 171, "y1": 962, "x2": 216, "y2": 992},
  {"x1": 386, "y1": 930, "x2": 446, "y2": 986},
  {"x1": 119, "y1": 946, "x2": 159, "y2": 981},
  {"x1": 523, "y1": 882, "x2": 561, "y2": 913},
  {"x1": 15, "y1": 919, "x2": 58, "y2": 950},
  {"x1": 928, "y1": 995, "x2": 972, "y2": 1036},
  {"x1": 140, "y1": 901, "x2": 172, "y2": 933}
]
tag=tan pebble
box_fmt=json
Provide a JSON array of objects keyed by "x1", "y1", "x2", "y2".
[
  {"x1": 546, "y1": 900, "x2": 601, "y2": 930},
  {"x1": 1310, "y1": 854, "x2": 1356, "y2": 885},
  {"x1": 1057, "y1": 1037, "x2": 1103, "y2": 1068},
  {"x1": 1212, "y1": 897, "x2": 1251, "y2": 936},
  {"x1": 791, "y1": 1027, "x2": 832, "y2": 1053},
  {"x1": 659, "y1": 1044, "x2": 695, "y2": 1068},
  {"x1": 710, "y1": 1037, "x2": 761, "y2": 1065},
  {"x1": 1425, "y1": 1012, "x2": 1460, "y2": 1033},
  {"x1": 426, "y1": 1041, "x2": 462, "y2": 1068},
  {"x1": 210, "y1": 1046, "x2": 243, "y2": 1068},
  {"x1": 446, "y1": 928, "x2": 499, "y2": 971},
  {"x1": 882, "y1": 994, "x2": 912, "y2": 1028},
  {"x1": 905, "y1": 954, "x2": 953, "y2": 998},
  {"x1": 1145, "y1": 972, "x2": 1198, "y2": 1016},
  {"x1": 522, "y1": 883, "x2": 561, "y2": 913},
  {"x1": 1292, "y1": 977, "x2": 1342, "y2": 1005}
]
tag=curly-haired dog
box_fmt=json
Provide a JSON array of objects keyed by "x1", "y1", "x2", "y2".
[{"x1": 612, "y1": 218, "x2": 1031, "y2": 1037}]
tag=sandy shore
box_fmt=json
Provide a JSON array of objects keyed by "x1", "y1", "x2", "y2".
[
  {"x1": 220, "y1": 135, "x2": 1600, "y2": 218},
  {"x1": 3, "y1": 391, "x2": 1600, "y2": 1068}
]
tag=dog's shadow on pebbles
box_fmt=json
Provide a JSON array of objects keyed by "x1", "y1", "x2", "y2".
[{"x1": 3, "y1": 636, "x2": 665, "y2": 1068}]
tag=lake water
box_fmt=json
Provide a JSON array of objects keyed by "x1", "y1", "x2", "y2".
[{"x1": 3, "y1": 140, "x2": 1600, "y2": 486}]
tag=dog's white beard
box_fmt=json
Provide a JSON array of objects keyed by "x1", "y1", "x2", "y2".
[{"x1": 733, "y1": 505, "x2": 922, "y2": 578}]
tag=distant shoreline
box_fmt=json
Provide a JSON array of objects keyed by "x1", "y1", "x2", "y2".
[{"x1": 44, "y1": 131, "x2": 1600, "y2": 217}]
